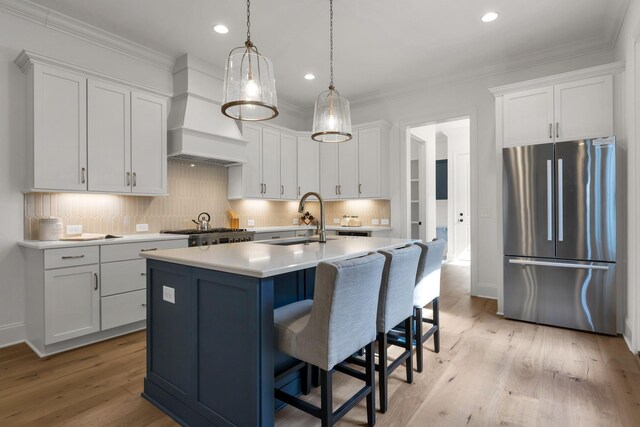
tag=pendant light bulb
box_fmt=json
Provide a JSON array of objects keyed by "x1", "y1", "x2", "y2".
[
  {"x1": 221, "y1": 0, "x2": 278, "y2": 121},
  {"x1": 311, "y1": 0, "x2": 352, "y2": 142}
]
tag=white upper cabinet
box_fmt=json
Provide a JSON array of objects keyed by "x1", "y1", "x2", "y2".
[
  {"x1": 297, "y1": 136, "x2": 320, "y2": 197},
  {"x1": 229, "y1": 122, "x2": 389, "y2": 200},
  {"x1": 240, "y1": 123, "x2": 264, "y2": 198},
  {"x1": 31, "y1": 64, "x2": 88, "y2": 191},
  {"x1": 280, "y1": 133, "x2": 298, "y2": 199},
  {"x1": 496, "y1": 68, "x2": 616, "y2": 148},
  {"x1": 358, "y1": 127, "x2": 383, "y2": 198},
  {"x1": 261, "y1": 128, "x2": 281, "y2": 199},
  {"x1": 131, "y1": 91, "x2": 167, "y2": 194},
  {"x1": 319, "y1": 143, "x2": 340, "y2": 199},
  {"x1": 553, "y1": 76, "x2": 613, "y2": 142},
  {"x1": 319, "y1": 123, "x2": 390, "y2": 200},
  {"x1": 503, "y1": 86, "x2": 554, "y2": 146},
  {"x1": 338, "y1": 134, "x2": 360, "y2": 199},
  {"x1": 88, "y1": 80, "x2": 131, "y2": 193},
  {"x1": 17, "y1": 51, "x2": 170, "y2": 195}
]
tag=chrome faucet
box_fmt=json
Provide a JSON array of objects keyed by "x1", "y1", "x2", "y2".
[{"x1": 298, "y1": 192, "x2": 326, "y2": 243}]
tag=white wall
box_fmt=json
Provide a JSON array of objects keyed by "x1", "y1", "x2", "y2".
[
  {"x1": 350, "y1": 48, "x2": 617, "y2": 306},
  {"x1": 614, "y1": 0, "x2": 640, "y2": 353}
]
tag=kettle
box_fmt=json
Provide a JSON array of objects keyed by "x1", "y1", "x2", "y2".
[{"x1": 192, "y1": 212, "x2": 211, "y2": 231}]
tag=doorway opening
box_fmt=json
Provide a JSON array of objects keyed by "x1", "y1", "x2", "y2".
[{"x1": 409, "y1": 117, "x2": 471, "y2": 272}]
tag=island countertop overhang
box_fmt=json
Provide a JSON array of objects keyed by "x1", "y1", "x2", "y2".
[{"x1": 140, "y1": 236, "x2": 416, "y2": 278}]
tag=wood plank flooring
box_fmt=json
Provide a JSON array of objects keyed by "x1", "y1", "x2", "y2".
[{"x1": 1, "y1": 263, "x2": 639, "y2": 426}]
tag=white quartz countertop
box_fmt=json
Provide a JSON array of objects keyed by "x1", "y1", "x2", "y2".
[
  {"x1": 250, "y1": 225, "x2": 393, "y2": 233},
  {"x1": 18, "y1": 233, "x2": 188, "y2": 249},
  {"x1": 141, "y1": 235, "x2": 413, "y2": 278}
]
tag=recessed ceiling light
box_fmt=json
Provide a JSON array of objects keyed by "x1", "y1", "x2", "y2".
[
  {"x1": 213, "y1": 24, "x2": 229, "y2": 34},
  {"x1": 304, "y1": 73, "x2": 315, "y2": 80},
  {"x1": 481, "y1": 12, "x2": 499, "y2": 23}
]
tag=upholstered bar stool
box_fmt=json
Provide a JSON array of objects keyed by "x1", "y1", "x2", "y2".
[
  {"x1": 273, "y1": 252, "x2": 386, "y2": 427},
  {"x1": 413, "y1": 238, "x2": 447, "y2": 372},
  {"x1": 374, "y1": 244, "x2": 421, "y2": 413}
]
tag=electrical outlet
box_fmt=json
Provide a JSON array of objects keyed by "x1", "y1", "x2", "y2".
[
  {"x1": 247, "y1": 219, "x2": 255, "y2": 226},
  {"x1": 480, "y1": 209, "x2": 491, "y2": 218},
  {"x1": 162, "y1": 286, "x2": 175, "y2": 304},
  {"x1": 333, "y1": 218, "x2": 340, "y2": 224},
  {"x1": 66, "y1": 225, "x2": 82, "y2": 235},
  {"x1": 381, "y1": 218, "x2": 390, "y2": 225},
  {"x1": 372, "y1": 219, "x2": 380, "y2": 225},
  {"x1": 136, "y1": 223, "x2": 149, "y2": 232},
  {"x1": 293, "y1": 218, "x2": 299, "y2": 225}
]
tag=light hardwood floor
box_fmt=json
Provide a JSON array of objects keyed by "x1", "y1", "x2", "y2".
[{"x1": 1, "y1": 263, "x2": 639, "y2": 426}]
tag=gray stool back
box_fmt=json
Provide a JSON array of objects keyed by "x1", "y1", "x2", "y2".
[
  {"x1": 277, "y1": 252, "x2": 386, "y2": 372},
  {"x1": 377, "y1": 244, "x2": 422, "y2": 333},
  {"x1": 414, "y1": 238, "x2": 447, "y2": 308}
]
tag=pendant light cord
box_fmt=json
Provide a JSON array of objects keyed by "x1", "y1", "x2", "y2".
[
  {"x1": 246, "y1": 0, "x2": 252, "y2": 44},
  {"x1": 329, "y1": 0, "x2": 334, "y2": 89}
]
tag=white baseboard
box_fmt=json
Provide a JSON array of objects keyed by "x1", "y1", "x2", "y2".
[
  {"x1": 624, "y1": 320, "x2": 634, "y2": 353},
  {"x1": 0, "y1": 322, "x2": 26, "y2": 349},
  {"x1": 473, "y1": 282, "x2": 498, "y2": 300}
]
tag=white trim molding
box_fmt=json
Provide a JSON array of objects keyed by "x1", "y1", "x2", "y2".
[
  {"x1": 0, "y1": 0, "x2": 175, "y2": 71},
  {"x1": 0, "y1": 322, "x2": 25, "y2": 349}
]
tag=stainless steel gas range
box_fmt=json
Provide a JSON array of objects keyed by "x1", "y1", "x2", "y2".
[{"x1": 162, "y1": 228, "x2": 255, "y2": 247}]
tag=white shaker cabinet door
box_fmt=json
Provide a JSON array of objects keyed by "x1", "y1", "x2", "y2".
[
  {"x1": 131, "y1": 91, "x2": 167, "y2": 194},
  {"x1": 87, "y1": 80, "x2": 131, "y2": 193},
  {"x1": 553, "y1": 75, "x2": 613, "y2": 142},
  {"x1": 357, "y1": 127, "x2": 382, "y2": 198},
  {"x1": 33, "y1": 65, "x2": 87, "y2": 191},
  {"x1": 280, "y1": 133, "x2": 298, "y2": 199},
  {"x1": 319, "y1": 143, "x2": 340, "y2": 200},
  {"x1": 503, "y1": 86, "x2": 554, "y2": 147},
  {"x1": 242, "y1": 123, "x2": 263, "y2": 198},
  {"x1": 338, "y1": 134, "x2": 359, "y2": 199},
  {"x1": 261, "y1": 128, "x2": 281, "y2": 199},
  {"x1": 44, "y1": 264, "x2": 100, "y2": 344},
  {"x1": 297, "y1": 135, "x2": 320, "y2": 197}
]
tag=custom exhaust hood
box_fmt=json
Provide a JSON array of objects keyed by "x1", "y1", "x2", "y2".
[{"x1": 167, "y1": 54, "x2": 247, "y2": 165}]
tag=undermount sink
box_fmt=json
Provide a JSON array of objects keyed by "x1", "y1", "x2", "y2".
[{"x1": 257, "y1": 237, "x2": 336, "y2": 246}]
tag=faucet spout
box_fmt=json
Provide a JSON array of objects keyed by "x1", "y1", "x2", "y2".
[{"x1": 298, "y1": 192, "x2": 326, "y2": 243}]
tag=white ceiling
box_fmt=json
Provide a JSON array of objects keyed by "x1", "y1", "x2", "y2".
[{"x1": 29, "y1": 0, "x2": 629, "y2": 109}]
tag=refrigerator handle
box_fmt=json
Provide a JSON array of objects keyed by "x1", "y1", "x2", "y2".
[
  {"x1": 547, "y1": 159, "x2": 552, "y2": 241},
  {"x1": 508, "y1": 259, "x2": 609, "y2": 270},
  {"x1": 557, "y1": 158, "x2": 564, "y2": 242}
]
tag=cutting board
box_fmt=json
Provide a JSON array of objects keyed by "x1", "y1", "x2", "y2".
[{"x1": 60, "y1": 233, "x2": 107, "y2": 241}]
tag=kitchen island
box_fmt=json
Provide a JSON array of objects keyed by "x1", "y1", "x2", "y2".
[{"x1": 140, "y1": 235, "x2": 413, "y2": 426}]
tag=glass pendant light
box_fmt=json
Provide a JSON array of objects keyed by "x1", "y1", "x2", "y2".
[
  {"x1": 221, "y1": 0, "x2": 278, "y2": 121},
  {"x1": 311, "y1": 0, "x2": 352, "y2": 142}
]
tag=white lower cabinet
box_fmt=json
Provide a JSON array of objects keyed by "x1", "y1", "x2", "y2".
[
  {"x1": 22, "y1": 237, "x2": 187, "y2": 356},
  {"x1": 44, "y1": 264, "x2": 100, "y2": 344}
]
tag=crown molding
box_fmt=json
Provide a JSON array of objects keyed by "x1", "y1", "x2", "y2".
[
  {"x1": 0, "y1": 0, "x2": 175, "y2": 71},
  {"x1": 350, "y1": 35, "x2": 618, "y2": 107},
  {"x1": 15, "y1": 50, "x2": 173, "y2": 98}
]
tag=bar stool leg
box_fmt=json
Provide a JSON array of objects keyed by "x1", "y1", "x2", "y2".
[
  {"x1": 365, "y1": 341, "x2": 376, "y2": 426},
  {"x1": 404, "y1": 317, "x2": 413, "y2": 384},
  {"x1": 302, "y1": 363, "x2": 312, "y2": 395},
  {"x1": 433, "y1": 297, "x2": 440, "y2": 353},
  {"x1": 377, "y1": 332, "x2": 388, "y2": 413},
  {"x1": 320, "y1": 369, "x2": 333, "y2": 427},
  {"x1": 415, "y1": 307, "x2": 424, "y2": 373}
]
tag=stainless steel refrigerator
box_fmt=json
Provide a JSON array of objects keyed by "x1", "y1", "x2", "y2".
[{"x1": 503, "y1": 137, "x2": 616, "y2": 335}]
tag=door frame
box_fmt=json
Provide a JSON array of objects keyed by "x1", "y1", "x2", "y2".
[{"x1": 400, "y1": 108, "x2": 479, "y2": 299}]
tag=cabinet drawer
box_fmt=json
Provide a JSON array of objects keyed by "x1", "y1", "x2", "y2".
[
  {"x1": 101, "y1": 289, "x2": 146, "y2": 330},
  {"x1": 44, "y1": 246, "x2": 100, "y2": 269},
  {"x1": 100, "y1": 239, "x2": 187, "y2": 262},
  {"x1": 101, "y1": 259, "x2": 146, "y2": 296}
]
